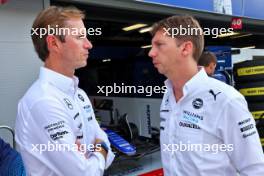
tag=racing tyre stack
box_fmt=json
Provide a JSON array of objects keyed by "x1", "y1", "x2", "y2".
[{"x1": 234, "y1": 60, "x2": 264, "y2": 150}]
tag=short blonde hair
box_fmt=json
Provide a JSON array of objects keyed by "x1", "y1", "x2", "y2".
[{"x1": 31, "y1": 6, "x2": 85, "y2": 61}]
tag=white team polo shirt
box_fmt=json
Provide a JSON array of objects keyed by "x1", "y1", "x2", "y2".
[
  {"x1": 15, "y1": 67, "x2": 114, "y2": 176},
  {"x1": 160, "y1": 68, "x2": 264, "y2": 176}
]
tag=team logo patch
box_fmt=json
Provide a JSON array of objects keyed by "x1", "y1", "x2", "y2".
[
  {"x1": 88, "y1": 116, "x2": 93, "y2": 121},
  {"x1": 182, "y1": 110, "x2": 203, "y2": 124},
  {"x1": 78, "y1": 123, "x2": 83, "y2": 129},
  {"x1": 165, "y1": 96, "x2": 169, "y2": 106},
  {"x1": 73, "y1": 112, "x2": 79, "y2": 120},
  {"x1": 78, "y1": 94, "x2": 85, "y2": 102},
  {"x1": 209, "y1": 89, "x2": 221, "y2": 101},
  {"x1": 192, "y1": 98, "x2": 203, "y2": 109},
  {"x1": 83, "y1": 105, "x2": 91, "y2": 113},
  {"x1": 63, "y1": 98, "x2": 73, "y2": 109},
  {"x1": 50, "y1": 130, "x2": 69, "y2": 141},
  {"x1": 179, "y1": 122, "x2": 200, "y2": 129}
]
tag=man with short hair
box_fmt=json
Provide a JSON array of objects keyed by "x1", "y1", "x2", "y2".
[
  {"x1": 198, "y1": 51, "x2": 217, "y2": 76},
  {"x1": 15, "y1": 6, "x2": 114, "y2": 176},
  {"x1": 148, "y1": 15, "x2": 264, "y2": 176}
]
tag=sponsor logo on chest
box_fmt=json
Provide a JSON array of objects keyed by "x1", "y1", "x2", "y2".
[{"x1": 179, "y1": 110, "x2": 203, "y2": 129}]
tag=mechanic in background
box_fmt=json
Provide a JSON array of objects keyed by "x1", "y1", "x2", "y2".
[{"x1": 198, "y1": 51, "x2": 217, "y2": 76}]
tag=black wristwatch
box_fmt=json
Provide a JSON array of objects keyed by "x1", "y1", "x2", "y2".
[{"x1": 98, "y1": 141, "x2": 109, "y2": 154}]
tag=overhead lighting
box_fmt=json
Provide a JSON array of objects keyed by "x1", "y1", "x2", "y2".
[
  {"x1": 139, "y1": 27, "x2": 153, "y2": 33},
  {"x1": 102, "y1": 59, "x2": 111, "y2": 62},
  {"x1": 241, "y1": 45, "x2": 256, "y2": 49},
  {"x1": 141, "y1": 45, "x2": 152, "y2": 49},
  {"x1": 231, "y1": 33, "x2": 252, "y2": 39},
  {"x1": 122, "y1": 23, "x2": 147, "y2": 31},
  {"x1": 217, "y1": 32, "x2": 240, "y2": 38}
]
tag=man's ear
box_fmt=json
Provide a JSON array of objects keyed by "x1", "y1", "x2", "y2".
[
  {"x1": 209, "y1": 62, "x2": 216, "y2": 69},
  {"x1": 46, "y1": 35, "x2": 60, "y2": 52},
  {"x1": 181, "y1": 41, "x2": 193, "y2": 57}
]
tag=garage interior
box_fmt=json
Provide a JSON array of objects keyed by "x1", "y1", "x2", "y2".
[
  {"x1": 53, "y1": 0, "x2": 264, "y2": 49},
  {"x1": 49, "y1": 1, "x2": 264, "y2": 175},
  {"x1": 50, "y1": 0, "x2": 264, "y2": 98}
]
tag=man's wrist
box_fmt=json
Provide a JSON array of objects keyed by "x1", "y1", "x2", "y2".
[{"x1": 96, "y1": 141, "x2": 109, "y2": 154}]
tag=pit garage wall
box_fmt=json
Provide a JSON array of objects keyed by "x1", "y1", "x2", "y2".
[{"x1": 0, "y1": 0, "x2": 48, "y2": 145}]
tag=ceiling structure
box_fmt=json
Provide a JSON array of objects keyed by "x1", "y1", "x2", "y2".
[{"x1": 52, "y1": 0, "x2": 264, "y2": 49}]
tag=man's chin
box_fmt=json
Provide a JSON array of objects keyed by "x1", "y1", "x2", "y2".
[
  {"x1": 156, "y1": 68, "x2": 165, "y2": 75},
  {"x1": 155, "y1": 65, "x2": 163, "y2": 74},
  {"x1": 76, "y1": 62, "x2": 87, "y2": 69}
]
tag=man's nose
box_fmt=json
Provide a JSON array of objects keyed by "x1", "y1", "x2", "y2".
[
  {"x1": 148, "y1": 47, "x2": 155, "y2": 58},
  {"x1": 84, "y1": 38, "x2": 93, "y2": 49}
]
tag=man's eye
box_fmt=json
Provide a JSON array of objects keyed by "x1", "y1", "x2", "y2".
[
  {"x1": 156, "y1": 43, "x2": 163, "y2": 47},
  {"x1": 78, "y1": 35, "x2": 85, "y2": 39}
]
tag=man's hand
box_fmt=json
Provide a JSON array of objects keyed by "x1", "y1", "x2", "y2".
[
  {"x1": 75, "y1": 139, "x2": 89, "y2": 158},
  {"x1": 94, "y1": 138, "x2": 107, "y2": 160},
  {"x1": 75, "y1": 138, "x2": 107, "y2": 160}
]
